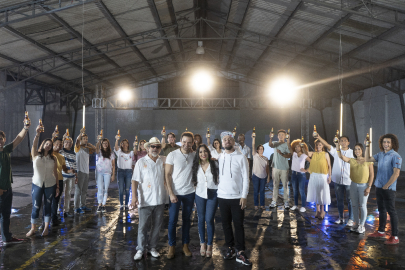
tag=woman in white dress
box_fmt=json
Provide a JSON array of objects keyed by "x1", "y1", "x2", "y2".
[
  {"x1": 251, "y1": 133, "x2": 270, "y2": 210},
  {"x1": 206, "y1": 134, "x2": 222, "y2": 160}
]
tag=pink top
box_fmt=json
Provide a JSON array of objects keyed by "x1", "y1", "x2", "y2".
[
  {"x1": 133, "y1": 151, "x2": 147, "y2": 166},
  {"x1": 291, "y1": 152, "x2": 308, "y2": 173}
]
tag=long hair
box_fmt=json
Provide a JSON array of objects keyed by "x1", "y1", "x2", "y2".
[
  {"x1": 379, "y1": 133, "x2": 399, "y2": 152},
  {"x1": 100, "y1": 138, "x2": 112, "y2": 159},
  {"x1": 212, "y1": 138, "x2": 221, "y2": 150},
  {"x1": 138, "y1": 140, "x2": 147, "y2": 152},
  {"x1": 192, "y1": 144, "x2": 218, "y2": 186},
  {"x1": 353, "y1": 143, "x2": 365, "y2": 158},
  {"x1": 120, "y1": 139, "x2": 130, "y2": 152},
  {"x1": 291, "y1": 139, "x2": 308, "y2": 153},
  {"x1": 38, "y1": 139, "x2": 55, "y2": 160}
]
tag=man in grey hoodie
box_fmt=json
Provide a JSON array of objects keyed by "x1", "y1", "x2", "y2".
[{"x1": 217, "y1": 131, "x2": 252, "y2": 266}]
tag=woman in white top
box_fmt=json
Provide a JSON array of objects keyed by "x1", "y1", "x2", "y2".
[
  {"x1": 206, "y1": 134, "x2": 223, "y2": 160},
  {"x1": 95, "y1": 138, "x2": 115, "y2": 213},
  {"x1": 26, "y1": 125, "x2": 58, "y2": 237},
  {"x1": 251, "y1": 133, "x2": 270, "y2": 210},
  {"x1": 114, "y1": 137, "x2": 134, "y2": 210},
  {"x1": 287, "y1": 138, "x2": 309, "y2": 212},
  {"x1": 192, "y1": 144, "x2": 218, "y2": 258}
]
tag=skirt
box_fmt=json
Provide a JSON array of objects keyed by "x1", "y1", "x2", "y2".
[{"x1": 307, "y1": 173, "x2": 331, "y2": 205}]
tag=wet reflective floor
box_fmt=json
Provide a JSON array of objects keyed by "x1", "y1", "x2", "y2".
[{"x1": 3, "y1": 160, "x2": 405, "y2": 269}]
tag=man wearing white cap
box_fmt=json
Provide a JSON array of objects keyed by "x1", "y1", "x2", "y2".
[
  {"x1": 217, "y1": 131, "x2": 252, "y2": 266},
  {"x1": 131, "y1": 137, "x2": 167, "y2": 260}
]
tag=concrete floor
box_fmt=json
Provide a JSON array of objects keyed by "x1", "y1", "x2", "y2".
[{"x1": 2, "y1": 158, "x2": 405, "y2": 269}]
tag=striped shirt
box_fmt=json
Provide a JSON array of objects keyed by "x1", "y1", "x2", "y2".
[{"x1": 60, "y1": 148, "x2": 77, "y2": 179}]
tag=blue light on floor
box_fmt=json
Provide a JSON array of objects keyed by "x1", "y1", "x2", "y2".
[
  {"x1": 11, "y1": 208, "x2": 18, "y2": 214},
  {"x1": 366, "y1": 215, "x2": 375, "y2": 225}
]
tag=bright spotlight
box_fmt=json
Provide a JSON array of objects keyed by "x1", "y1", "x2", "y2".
[
  {"x1": 191, "y1": 70, "x2": 213, "y2": 92},
  {"x1": 118, "y1": 88, "x2": 132, "y2": 100},
  {"x1": 270, "y1": 78, "x2": 297, "y2": 105}
]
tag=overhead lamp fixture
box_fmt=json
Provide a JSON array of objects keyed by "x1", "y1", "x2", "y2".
[
  {"x1": 270, "y1": 77, "x2": 297, "y2": 106},
  {"x1": 196, "y1": 41, "x2": 205, "y2": 55},
  {"x1": 118, "y1": 88, "x2": 132, "y2": 100},
  {"x1": 191, "y1": 69, "x2": 213, "y2": 93}
]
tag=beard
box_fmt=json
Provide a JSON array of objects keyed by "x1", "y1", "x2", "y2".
[
  {"x1": 225, "y1": 145, "x2": 233, "y2": 150},
  {"x1": 151, "y1": 152, "x2": 158, "y2": 157}
]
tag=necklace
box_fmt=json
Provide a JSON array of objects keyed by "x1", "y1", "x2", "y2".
[{"x1": 180, "y1": 150, "x2": 189, "y2": 164}]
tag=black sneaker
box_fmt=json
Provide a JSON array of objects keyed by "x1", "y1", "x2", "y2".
[
  {"x1": 97, "y1": 206, "x2": 102, "y2": 213},
  {"x1": 51, "y1": 219, "x2": 60, "y2": 227},
  {"x1": 236, "y1": 251, "x2": 252, "y2": 266},
  {"x1": 101, "y1": 206, "x2": 107, "y2": 213},
  {"x1": 64, "y1": 212, "x2": 74, "y2": 218},
  {"x1": 223, "y1": 247, "x2": 236, "y2": 260}
]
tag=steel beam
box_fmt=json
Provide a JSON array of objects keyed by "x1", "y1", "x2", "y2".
[{"x1": 96, "y1": 0, "x2": 158, "y2": 76}]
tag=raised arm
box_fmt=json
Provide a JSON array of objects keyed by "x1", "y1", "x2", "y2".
[
  {"x1": 161, "y1": 130, "x2": 166, "y2": 149},
  {"x1": 325, "y1": 152, "x2": 332, "y2": 184},
  {"x1": 31, "y1": 125, "x2": 42, "y2": 158},
  {"x1": 316, "y1": 135, "x2": 331, "y2": 151},
  {"x1": 206, "y1": 133, "x2": 211, "y2": 146},
  {"x1": 268, "y1": 131, "x2": 274, "y2": 147},
  {"x1": 364, "y1": 136, "x2": 376, "y2": 162},
  {"x1": 251, "y1": 134, "x2": 256, "y2": 156},
  {"x1": 95, "y1": 140, "x2": 101, "y2": 155},
  {"x1": 114, "y1": 135, "x2": 120, "y2": 151},
  {"x1": 75, "y1": 128, "x2": 85, "y2": 148},
  {"x1": 165, "y1": 164, "x2": 178, "y2": 203},
  {"x1": 12, "y1": 120, "x2": 30, "y2": 150},
  {"x1": 334, "y1": 142, "x2": 350, "y2": 163}
]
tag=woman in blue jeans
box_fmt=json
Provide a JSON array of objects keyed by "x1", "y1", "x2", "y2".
[
  {"x1": 27, "y1": 124, "x2": 58, "y2": 237},
  {"x1": 192, "y1": 144, "x2": 218, "y2": 258},
  {"x1": 95, "y1": 138, "x2": 115, "y2": 213},
  {"x1": 288, "y1": 138, "x2": 309, "y2": 212},
  {"x1": 251, "y1": 133, "x2": 270, "y2": 210},
  {"x1": 114, "y1": 137, "x2": 134, "y2": 210}
]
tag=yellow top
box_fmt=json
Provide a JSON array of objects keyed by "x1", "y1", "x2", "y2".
[
  {"x1": 349, "y1": 159, "x2": 373, "y2": 184},
  {"x1": 54, "y1": 152, "x2": 65, "y2": 180},
  {"x1": 309, "y1": 152, "x2": 328, "y2": 174}
]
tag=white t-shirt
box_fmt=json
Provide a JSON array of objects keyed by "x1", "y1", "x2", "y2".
[
  {"x1": 329, "y1": 147, "x2": 354, "y2": 185},
  {"x1": 114, "y1": 149, "x2": 134, "y2": 170},
  {"x1": 132, "y1": 155, "x2": 168, "y2": 207},
  {"x1": 252, "y1": 153, "x2": 268, "y2": 178},
  {"x1": 165, "y1": 149, "x2": 196, "y2": 196},
  {"x1": 195, "y1": 163, "x2": 218, "y2": 199},
  {"x1": 32, "y1": 155, "x2": 56, "y2": 188},
  {"x1": 208, "y1": 145, "x2": 223, "y2": 160},
  {"x1": 75, "y1": 145, "x2": 93, "y2": 174},
  {"x1": 291, "y1": 152, "x2": 308, "y2": 173},
  {"x1": 235, "y1": 143, "x2": 251, "y2": 159}
]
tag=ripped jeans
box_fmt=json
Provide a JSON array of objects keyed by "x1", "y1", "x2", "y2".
[{"x1": 31, "y1": 183, "x2": 56, "y2": 224}]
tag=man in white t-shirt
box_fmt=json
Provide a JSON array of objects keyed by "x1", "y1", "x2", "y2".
[
  {"x1": 235, "y1": 134, "x2": 251, "y2": 160},
  {"x1": 132, "y1": 137, "x2": 167, "y2": 260},
  {"x1": 165, "y1": 132, "x2": 196, "y2": 259},
  {"x1": 316, "y1": 135, "x2": 354, "y2": 225},
  {"x1": 74, "y1": 128, "x2": 96, "y2": 214},
  {"x1": 217, "y1": 131, "x2": 252, "y2": 266}
]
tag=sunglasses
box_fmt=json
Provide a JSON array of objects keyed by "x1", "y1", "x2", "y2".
[{"x1": 150, "y1": 145, "x2": 161, "y2": 149}]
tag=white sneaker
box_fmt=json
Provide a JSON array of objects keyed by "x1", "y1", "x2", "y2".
[
  {"x1": 290, "y1": 205, "x2": 297, "y2": 211},
  {"x1": 284, "y1": 202, "x2": 290, "y2": 209},
  {"x1": 350, "y1": 225, "x2": 358, "y2": 232},
  {"x1": 334, "y1": 218, "x2": 344, "y2": 224},
  {"x1": 346, "y1": 219, "x2": 354, "y2": 227},
  {"x1": 149, "y1": 248, "x2": 160, "y2": 258},
  {"x1": 357, "y1": 225, "x2": 365, "y2": 234},
  {"x1": 134, "y1": 250, "x2": 144, "y2": 260},
  {"x1": 299, "y1": 207, "x2": 306, "y2": 213},
  {"x1": 269, "y1": 201, "x2": 277, "y2": 208}
]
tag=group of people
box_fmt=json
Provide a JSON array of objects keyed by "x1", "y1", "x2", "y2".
[{"x1": 0, "y1": 117, "x2": 401, "y2": 268}]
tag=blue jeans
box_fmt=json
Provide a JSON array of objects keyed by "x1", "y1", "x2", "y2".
[
  {"x1": 350, "y1": 182, "x2": 369, "y2": 226},
  {"x1": 117, "y1": 168, "x2": 132, "y2": 206},
  {"x1": 51, "y1": 180, "x2": 63, "y2": 222},
  {"x1": 168, "y1": 192, "x2": 195, "y2": 246},
  {"x1": 291, "y1": 171, "x2": 307, "y2": 207},
  {"x1": 97, "y1": 173, "x2": 111, "y2": 205},
  {"x1": 195, "y1": 190, "x2": 218, "y2": 245},
  {"x1": 334, "y1": 183, "x2": 353, "y2": 220},
  {"x1": 0, "y1": 188, "x2": 13, "y2": 241},
  {"x1": 31, "y1": 183, "x2": 55, "y2": 224},
  {"x1": 252, "y1": 174, "x2": 266, "y2": 206}
]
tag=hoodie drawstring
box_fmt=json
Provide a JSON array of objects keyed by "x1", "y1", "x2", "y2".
[{"x1": 222, "y1": 153, "x2": 232, "y2": 178}]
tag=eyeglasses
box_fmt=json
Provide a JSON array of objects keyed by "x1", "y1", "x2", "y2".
[{"x1": 150, "y1": 145, "x2": 161, "y2": 149}]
